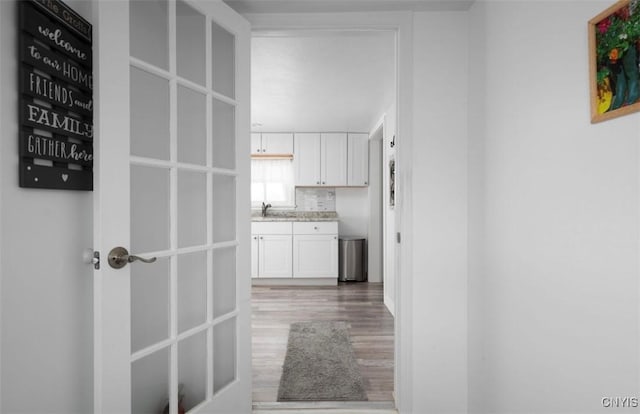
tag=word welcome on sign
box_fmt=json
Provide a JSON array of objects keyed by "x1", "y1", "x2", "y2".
[
  {"x1": 19, "y1": 0, "x2": 93, "y2": 191},
  {"x1": 21, "y1": 4, "x2": 91, "y2": 66},
  {"x1": 30, "y1": 0, "x2": 92, "y2": 42}
]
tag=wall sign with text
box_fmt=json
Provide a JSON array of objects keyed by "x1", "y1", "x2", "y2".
[{"x1": 18, "y1": 0, "x2": 93, "y2": 191}]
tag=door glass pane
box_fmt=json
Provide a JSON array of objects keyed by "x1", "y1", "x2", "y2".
[
  {"x1": 178, "y1": 86, "x2": 206, "y2": 165},
  {"x1": 178, "y1": 171, "x2": 207, "y2": 247},
  {"x1": 212, "y1": 247, "x2": 236, "y2": 318},
  {"x1": 212, "y1": 98, "x2": 235, "y2": 169},
  {"x1": 212, "y1": 174, "x2": 236, "y2": 243},
  {"x1": 131, "y1": 258, "x2": 170, "y2": 353},
  {"x1": 176, "y1": 0, "x2": 206, "y2": 85},
  {"x1": 130, "y1": 0, "x2": 169, "y2": 70},
  {"x1": 213, "y1": 317, "x2": 236, "y2": 393},
  {"x1": 131, "y1": 165, "x2": 170, "y2": 253},
  {"x1": 178, "y1": 331, "x2": 207, "y2": 411},
  {"x1": 211, "y1": 20, "x2": 235, "y2": 98},
  {"x1": 177, "y1": 251, "x2": 207, "y2": 333},
  {"x1": 131, "y1": 67, "x2": 170, "y2": 160},
  {"x1": 132, "y1": 348, "x2": 170, "y2": 414}
]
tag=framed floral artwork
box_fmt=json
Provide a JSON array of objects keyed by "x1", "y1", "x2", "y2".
[{"x1": 589, "y1": 0, "x2": 640, "y2": 123}]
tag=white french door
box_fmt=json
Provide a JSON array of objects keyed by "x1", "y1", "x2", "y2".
[{"x1": 93, "y1": 1, "x2": 251, "y2": 413}]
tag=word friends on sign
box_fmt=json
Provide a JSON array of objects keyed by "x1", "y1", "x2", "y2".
[{"x1": 24, "y1": 69, "x2": 93, "y2": 116}]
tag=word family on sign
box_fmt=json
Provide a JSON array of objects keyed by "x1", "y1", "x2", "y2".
[
  {"x1": 24, "y1": 103, "x2": 93, "y2": 139},
  {"x1": 19, "y1": 0, "x2": 93, "y2": 191}
]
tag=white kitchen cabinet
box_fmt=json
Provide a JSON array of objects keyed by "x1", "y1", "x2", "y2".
[
  {"x1": 252, "y1": 221, "x2": 338, "y2": 281},
  {"x1": 258, "y1": 235, "x2": 293, "y2": 277},
  {"x1": 252, "y1": 222, "x2": 293, "y2": 278},
  {"x1": 347, "y1": 133, "x2": 369, "y2": 186},
  {"x1": 292, "y1": 221, "x2": 338, "y2": 279},
  {"x1": 252, "y1": 132, "x2": 293, "y2": 155},
  {"x1": 294, "y1": 133, "x2": 346, "y2": 186},
  {"x1": 251, "y1": 133, "x2": 262, "y2": 155},
  {"x1": 321, "y1": 133, "x2": 347, "y2": 186},
  {"x1": 293, "y1": 235, "x2": 338, "y2": 278},
  {"x1": 294, "y1": 133, "x2": 321, "y2": 186}
]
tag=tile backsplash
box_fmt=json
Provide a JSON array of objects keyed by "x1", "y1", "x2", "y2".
[{"x1": 295, "y1": 188, "x2": 336, "y2": 211}]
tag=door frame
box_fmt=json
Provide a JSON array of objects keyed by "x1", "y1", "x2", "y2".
[{"x1": 247, "y1": 11, "x2": 415, "y2": 412}]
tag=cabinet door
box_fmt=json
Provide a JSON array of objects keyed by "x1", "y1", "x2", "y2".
[
  {"x1": 251, "y1": 133, "x2": 262, "y2": 154},
  {"x1": 347, "y1": 133, "x2": 369, "y2": 186},
  {"x1": 293, "y1": 235, "x2": 338, "y2": 278},
  {"x1": 321, "y1": 133, "x2": 347, "y2": 186},
  {"x1": 258, "y1": 235, "x2": 292, "y2": 278},
  {"x1": 262, "y1": 133, "x2": 293, "y2": 155},
  {"x1": 294, "y1": 133, "x2": 321, "y2": 186},
  {"x1": 251, "y1": 235, "x2": 259, "y2": 278}
]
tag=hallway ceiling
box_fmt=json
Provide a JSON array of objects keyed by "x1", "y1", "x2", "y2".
[
  {"x1": 225, "y1": 0, "x2": 474, "y2": 14},
  {"x1": 251, "y1": 30, "x2": 395, "y2": 133}
]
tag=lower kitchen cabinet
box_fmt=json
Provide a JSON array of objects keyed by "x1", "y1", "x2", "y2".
[
  {"x1": 251, "y1": 221, "x2": 338, "y2": 281},
  {"x1": 251, "y1": 222, "x2": 293, "y2": 279},
  {"x1": 292, "y1": 234, "x2": 338, "y2": 278},
  {"x1": 258, "y1": 235, "x2": 292, "y2": 278}
]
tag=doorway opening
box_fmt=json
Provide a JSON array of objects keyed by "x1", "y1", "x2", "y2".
[{"x1": 248, "y1": 28, "x2": 398, "y2": 410}]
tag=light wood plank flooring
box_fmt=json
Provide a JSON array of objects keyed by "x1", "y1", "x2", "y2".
[{"x1": 251, "y1": 283, "x2": 395, "y2": 404}]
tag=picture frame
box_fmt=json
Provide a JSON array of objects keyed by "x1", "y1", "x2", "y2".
[{"x1": 589, "y1": 0, "x2": 640, "y2": 123}]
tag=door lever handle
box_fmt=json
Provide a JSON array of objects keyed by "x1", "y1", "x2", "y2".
[{"x1": 108, "y1": 246, "x2": 157, "y2": 269}]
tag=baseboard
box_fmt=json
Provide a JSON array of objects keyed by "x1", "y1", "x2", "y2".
[
  {"x1": 252, "y1": 278, "x2": 338, "y2": 286},
  {"x1": 384, "y1": 294, "x2": 395, "y2": 316}
]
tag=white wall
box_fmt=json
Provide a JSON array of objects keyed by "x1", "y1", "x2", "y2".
[
  {"x1": 468, "y1": 1, "x2": 640, "y2": 413},
  {"x1": 411, "y1": 11, "x2": 469, "y2": 413},
  {"x1": 368, "y1": 129, "x2": 384, "y2": 284},
  {"x1": 0, "y1": 1, "x2": 94, "y2": 413},
  {"x1": 335, "y1": 187, "x2": 369, "y2": 236}
]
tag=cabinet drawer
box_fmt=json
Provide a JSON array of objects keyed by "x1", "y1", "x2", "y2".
[
  {"x1": 252, "y1": 221, "x2": 293, "y2": 234},
  {"x1": 293, "y1": 221, "x2": 338, "y2": 235}
]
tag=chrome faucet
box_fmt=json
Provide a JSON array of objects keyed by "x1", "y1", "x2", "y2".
[{"x1": 261, "y1": 202, "x2": 272, "y2": 217}]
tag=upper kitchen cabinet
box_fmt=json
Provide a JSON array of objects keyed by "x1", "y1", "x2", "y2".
[
  {"x1": 321, "y1": 133, "x2": 347, "y2": 186},
  {"x1": 252, "y1": 133, "x2": 294, "y2": 156},
  {"x1": 294, "y1": 133, "x2": 322, "y2": 186},
  {"x1": 347, "y1": 133, "x2": 369, "y2": 186},
  {"x1": 294, "y1": 133, "x2": 347, "y2": 186}
]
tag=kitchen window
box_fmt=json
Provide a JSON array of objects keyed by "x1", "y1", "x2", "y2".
[{"x1": 251, "y1": 159, "x2": 295, "y2": 207}]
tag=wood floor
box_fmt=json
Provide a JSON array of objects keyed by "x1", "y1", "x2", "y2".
[{"x1": 251, "y1": 283, "x2": 395, "y2": 404}]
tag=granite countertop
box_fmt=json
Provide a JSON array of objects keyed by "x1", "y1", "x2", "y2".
[{"x1": 251, "y1": 211, "x2": 338, "y2": 222}]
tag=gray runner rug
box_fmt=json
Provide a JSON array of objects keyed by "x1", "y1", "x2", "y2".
[{"x1": 277, "y1": 321, "x2": 368, "y2": 401}]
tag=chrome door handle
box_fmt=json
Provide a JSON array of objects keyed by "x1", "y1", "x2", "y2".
[{"x1": 108, "y1": 246, "x2": 157, "y2": 269}]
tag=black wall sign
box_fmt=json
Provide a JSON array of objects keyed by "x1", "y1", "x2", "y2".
[{"x1": 19, "y1": 0, "x2": 93, "y2": 191}]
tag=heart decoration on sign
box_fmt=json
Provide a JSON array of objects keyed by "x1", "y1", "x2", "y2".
[{"x1": 62, "y1": 174, "x2": 69, "y2": 182}]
